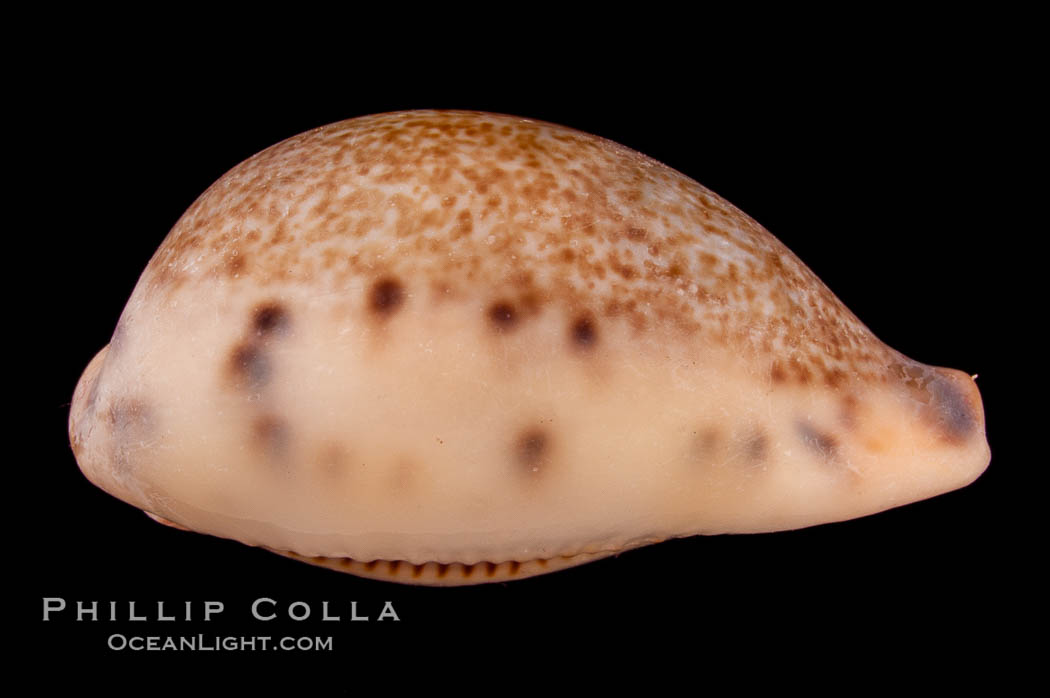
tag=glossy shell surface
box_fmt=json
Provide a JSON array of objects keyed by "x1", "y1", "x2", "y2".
[{"x1": 68, "y1": 110, "x2": 990, "y2": 585}]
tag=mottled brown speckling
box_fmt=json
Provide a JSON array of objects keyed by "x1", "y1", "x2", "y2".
[
  {"x1": 69, "y1": 110, "x2": 990, "y2": 586},
  {"x1": 141, "y1": 110, "x2": 894, "y2": 382}
]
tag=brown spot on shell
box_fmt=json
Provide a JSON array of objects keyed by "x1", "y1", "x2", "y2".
[
  {"x1": 253, "y1": 414, "x2": 291, "y2": 461},
  {"x1": 693, "y1": 427, "x2": 722, "y2": 461},
  {"x1": 743, "y1": 428, "x2": 767, "y2": 464},
  {"x1": 797, "y1": 421, "x2": 838, "y2": 462},
  {"x1": 252, "y1": 302, "x2": 290, "y2": 338},
  {"x1": 926, "y1": 371, "x2": 978, "y2": 444},
  {"x1": 228, "y1": 343, "x2": 270, "y2": 390},
  {"x1": 369, "y1": 277, "x2": 404, "y2": 316},
  {"x1": 516, "y1": 428, "x2": 550, "y2": 473},
  {"x1": 487, "y1": 301, "x2": 517, "y2": 332},
  {"x1": 570, "y1": 315, "x2": 597, "y2": 349},
  {"x1": 890, "y1": 362, "x2": 980, "y2": 444}
]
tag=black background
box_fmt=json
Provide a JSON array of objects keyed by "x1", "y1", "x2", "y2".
[{"x1": 19, "y1": 21, "x2": 1026, "y2": 681}]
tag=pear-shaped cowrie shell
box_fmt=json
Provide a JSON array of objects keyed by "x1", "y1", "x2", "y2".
[{"x1": 68, "y1": 110, "x2": 990, "y2": 586}]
